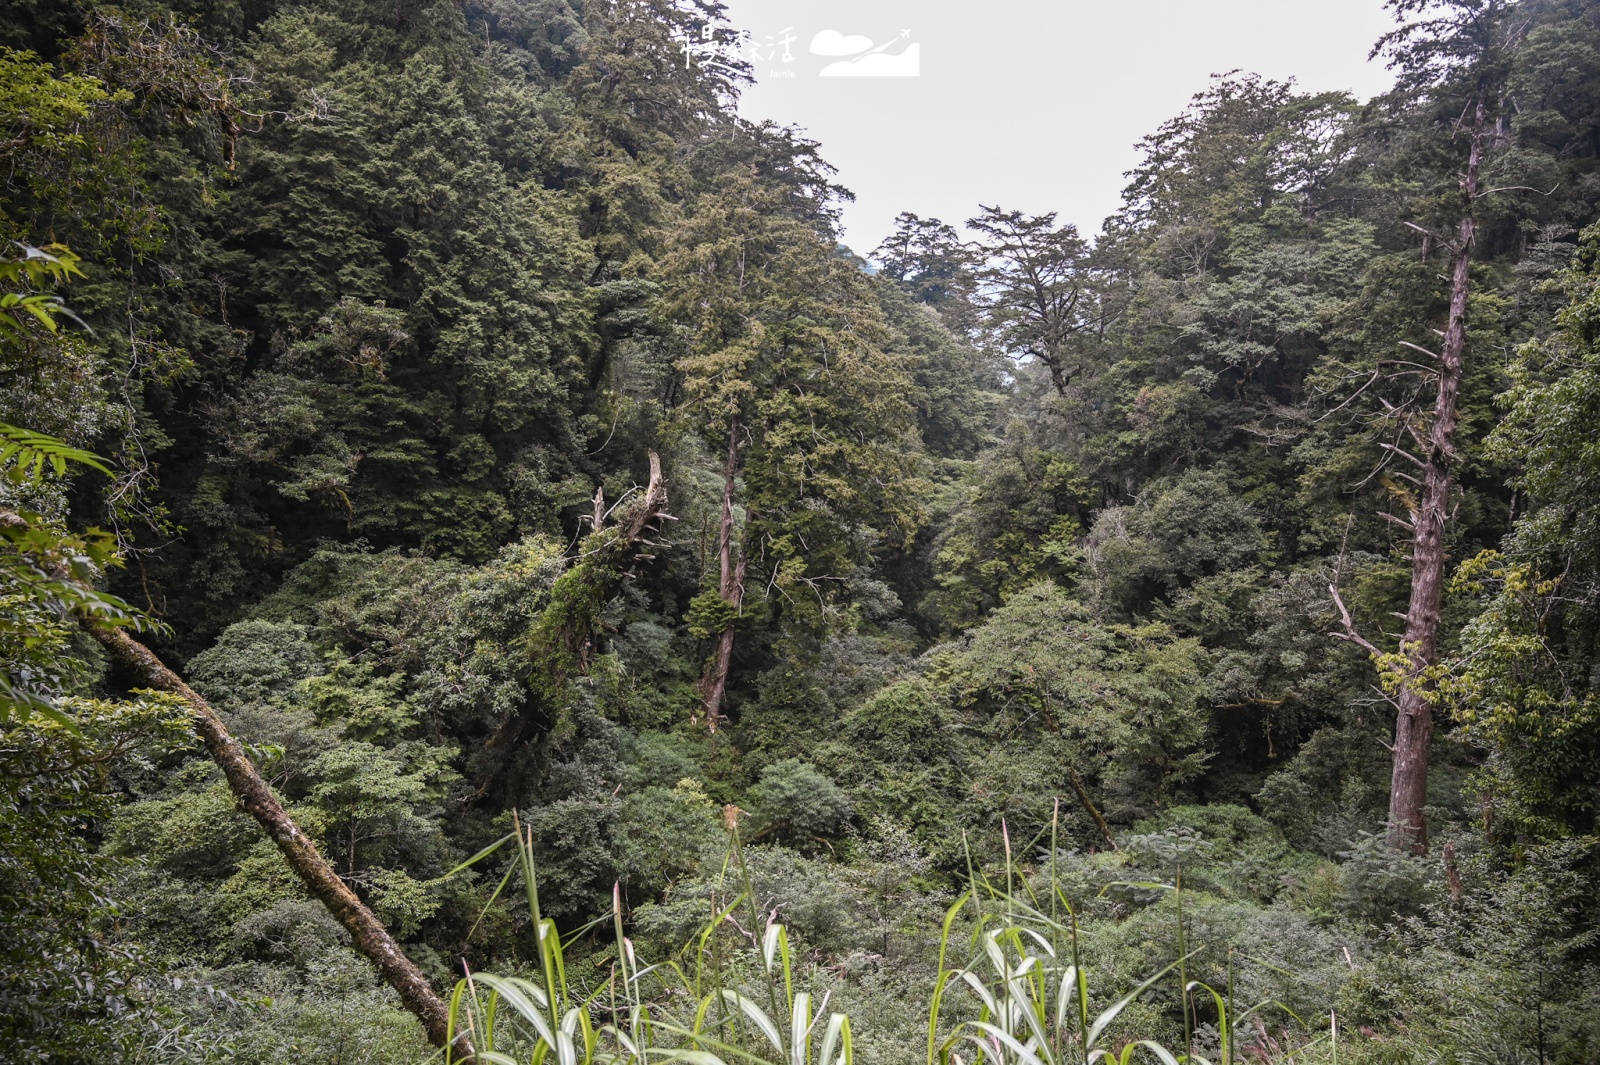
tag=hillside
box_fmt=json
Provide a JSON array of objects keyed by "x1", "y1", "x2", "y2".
[{"x1": 5, "y1": 1, "x2": 1600, "y2": 1062}]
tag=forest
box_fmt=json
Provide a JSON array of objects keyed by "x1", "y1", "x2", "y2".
[{"x1": 5, "y1": 0, "x2": 1600, "y2": 1061}]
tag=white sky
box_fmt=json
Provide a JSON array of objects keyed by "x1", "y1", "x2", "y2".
[{"x1": 717, "y1": 0, "x2": 1401, "y2": 256}]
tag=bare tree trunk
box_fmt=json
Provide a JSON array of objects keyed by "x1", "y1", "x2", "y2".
[
  {"x1": 698, "y1": 421, "x2": 744, "y2": 732},
  {"x1": 1385, "y1": 80, "x2": 1486, "y2": 855},
  {"x1": 83, "y1": 624, "x2": 471, "y2": 1058}
]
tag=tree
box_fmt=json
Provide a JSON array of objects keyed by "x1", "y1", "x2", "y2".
[
  {"x1": 2, "y1": 20, "x2": 252, "y2": 544},
  {"x1": 968, "y1": 206, "x2": 1117, "y2": 396},
  {"x1": 0, "y1": 244, "x2": 468, "y2": 1051},
  {"x1": 666, "y1": 162, "x2": 925, "y2": 729},
  {"x1": 1452, "y1": 221, "x2": 1600, "y2": 842},
  {"x1": 870, "y1": 211, "x2": 979, "y2": 333},
  {"x1": 1113, "y1": 72, "x2": 1356, "y2": 276},
  {"x1": 937, "y1": 582, "x2": 1213, "y2": 830},
  {"x1": 1331, "y1": 0, "x2": 1520, "y2": 853},
  {"x1": 924, "y1": 426, "x2": 1091, "y2": 628},
  {"x1": 85, "y1": 623, "x2": 471, "y2": 1056}
]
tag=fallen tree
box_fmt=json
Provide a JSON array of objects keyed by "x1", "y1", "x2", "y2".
[
  {"x1": 73, "y1": 454, "x2": 673, "y2": 1053},
  {"x1": 84, "y1": 622, "x2": 473, "y2": 1057}
]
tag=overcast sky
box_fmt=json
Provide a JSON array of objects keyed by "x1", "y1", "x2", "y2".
[{"x1": 716, "y1": 0, "x2": 1401, "y2": 257}]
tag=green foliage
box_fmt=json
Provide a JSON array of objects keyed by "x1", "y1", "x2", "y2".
[
  {"x1": 939, "y1": 583, "x2": 1213, "y2": 823},
  {"x1": 1088, "y1": 469, "x2": 1271, "y2": 621},
  {"x1": 0, "y1": 243, "x2": 89, "y2": 343},
  {"x1": 925, "y1": 430, "x2": 1091, "y2": 627},
  {"x1": 686, "y1": 589, "x2": 741, "y2": 641},
  {"x1": 1447, "y1": 222, "x2": 1600, "y2": 842},
  {"x1": 444, "y1": 824, "x2": 861, "y2": 1065},
  {"x1": 308, "y1": 740, "x2": 456, "y2": 874},
  {"x1": 870, "y1": 212, "x2": 979, "y2": 334},
  {"x1": 1336, "y1": 838, "x2": 1600, "y2": 1064},
  {"x1": 0, "y1": 694, "x2": 193, "y2": 1059},
  {"x1": 745, "y1": 759, "x2": 854, "y2": 844},
  {"x1": 1256, "y1": 724, "x2": 1393, "y2": 856},
  {"x1": 666, "y1": 154, "x2": 929, "y2": 640},
  {"x1": 0, "y1": 420, "x2": 156, "y2": 727},
  {"x1": 10, "y1": 1, "x2": 1600, "y2": 1061}
]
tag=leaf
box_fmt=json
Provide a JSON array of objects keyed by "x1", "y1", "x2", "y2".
[{"x1": 0, "y1": 424, "x2": 111, "y2": 482}]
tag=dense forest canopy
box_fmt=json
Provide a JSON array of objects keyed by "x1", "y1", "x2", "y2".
[{"x1": 6, "y1": 0, "x2": 1600, "y2": 1061}]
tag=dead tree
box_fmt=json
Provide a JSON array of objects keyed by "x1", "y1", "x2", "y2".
[
  {"x1": 489, "y1": 452, "x2": 673, "y2": 750},
  {"x1": 696, "y1": 420, "x2": 744, "y2": 732},
  {"x1": 1332, "y1": 3, "x2": 1516, "y2": 852}
]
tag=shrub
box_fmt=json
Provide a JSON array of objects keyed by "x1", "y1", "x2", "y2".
[{"x1": 746, "y1": 759, "x2": 854, "y2": 843}]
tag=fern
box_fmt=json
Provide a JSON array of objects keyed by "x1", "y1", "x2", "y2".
[{"x1": 0, "y1": 423, "x2": 111, "y2": 484}]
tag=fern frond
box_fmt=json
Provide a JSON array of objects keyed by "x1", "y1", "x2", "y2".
[{"x1": 0, "y1": 424, "x2": 111, "y2": 483}]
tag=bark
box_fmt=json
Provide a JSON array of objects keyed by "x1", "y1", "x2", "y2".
[
  {"x1": 697, "y1": 420, "x2": 744, "y2": 732},
  {"x1": 1385, "y1": 79, "x2": 1486, "y2": 855},
  {"x1": 618, "y1": 452, "x2": 672, "y2": 565},
  {"x1": 82, "y1": 623, "x2": 472, "y2": 1058}
]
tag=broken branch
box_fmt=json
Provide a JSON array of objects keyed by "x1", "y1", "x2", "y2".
[{"x1": 1329, "y1": 583, "x2": 1384, "y2": 658}]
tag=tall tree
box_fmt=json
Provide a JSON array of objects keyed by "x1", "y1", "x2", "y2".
[
  {"x1": 871, "y1": 211, "x2": 979, "y2": 334},
  {"x1": 967, "y1": 207, "x2": 1117, "y2": 397},
  {"x1": 666, "y1": 160, "x2": 924, "y2": 729},
  {"x1": 1333, "y1": 0, "x2": 1518, "y2": 853}
]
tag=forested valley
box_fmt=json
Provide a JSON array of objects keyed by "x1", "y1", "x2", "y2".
[{"x1": 6, "y1": 0, "x2": 1600, "y2": 1061}]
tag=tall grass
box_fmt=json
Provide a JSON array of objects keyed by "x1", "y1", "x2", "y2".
[
  {"x1": 438, "y1": 812, "x2": 853, "y2": 1065},
  {"x1": 435, "y1": 808, "x2": 1320, "y2": 1065},
  {"x1": 921, "y1": 806, "x2": 1325, "y2": 1065}
]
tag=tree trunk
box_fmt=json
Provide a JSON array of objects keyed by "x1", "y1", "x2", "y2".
[
  {"x1": 83, "y1": 624, "x2": 472, "y2": 1059},
  {"x1": 698, "y1": 421, "x2": 744, "y2": 732},
  {"x1": 1386, "y1": 80, "x2": 1486, "y2": 855}
]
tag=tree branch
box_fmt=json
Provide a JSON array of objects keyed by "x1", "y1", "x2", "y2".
[
  {"x1": 1067, "y1": 767, "x2": 1118, "y2": 851},
  {"x1": 1379, "y1": 442, "x2": 1427, "y2": 468},
  {"x1": 1397, "y1": 340, "x2": 1443, "y2": 361},
  {"x1": 1378, "y1": 510, "x2": 1418, "y2": 534},
  {"x1": 1328, "y1": 583, "x2": 1384, "y2": 658}
]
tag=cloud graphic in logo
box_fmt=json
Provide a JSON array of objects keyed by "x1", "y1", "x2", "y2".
[
  {"x1": 819, "y1": 43, "x2": 920, "y2": 77},
  {"x1": 809, "y1": 30, "x2": 873, "y2": 56}
]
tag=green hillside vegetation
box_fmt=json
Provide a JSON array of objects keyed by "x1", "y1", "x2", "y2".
[{"x1": 7, "y1": 0, "x2": 1600, "y2": 1061}]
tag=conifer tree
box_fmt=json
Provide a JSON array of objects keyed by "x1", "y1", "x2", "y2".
[
  {"x1": 1333, "y1": 0, "x2": 1519, "y2": 853},
  {"x1": 666, "y1": 165, "x2": 924, "y2": 729}
]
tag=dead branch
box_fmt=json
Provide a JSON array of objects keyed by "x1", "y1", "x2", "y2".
[
  {"x1": 1397, "y1": 340, "x2": 1443, "y2": 361},
  {"x1": 1379, "y1": 442, "x2": 1427, "y2": 469},
  {"x1": 1377, "y1": 511, "x2": 1418, "y2": 534},
  {"x1": 1329, "y1": 583, "x2": 1384, "y2": 658},
  {"x1": 489, "y1": 453, "x2": 671, "y2": 751}
]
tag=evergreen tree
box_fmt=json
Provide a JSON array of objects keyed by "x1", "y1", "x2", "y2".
[{"x1": 664, "y1": 162, "x2": 924, "y2": 728}]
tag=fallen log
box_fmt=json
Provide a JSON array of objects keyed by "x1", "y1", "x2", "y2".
[{"x1": 83, "y1": 622, "x2": 472, "y2": 1059}]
